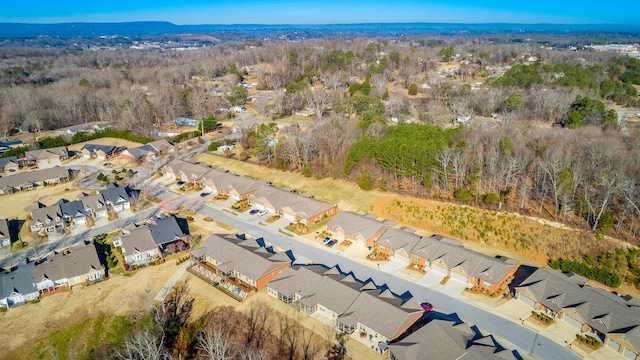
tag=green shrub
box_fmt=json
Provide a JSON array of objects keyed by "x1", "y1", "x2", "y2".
[{"x1": 483, "y1": 193, "x2": 500, "y2": 205}]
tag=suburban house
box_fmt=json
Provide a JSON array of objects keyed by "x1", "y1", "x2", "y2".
[
  {"x1": 0, "y1": 166, "x2": 69, "y2": 195},
  {"x1": 166, "y1": 159, "x2": 213, "y2": 185},
  {"x1": 515, "y1": 268, "x2": 640, "y2": 359},
  {"x1": 58, "y1": 199, "x2": 87, "y2": 225},
  {"x1": 325, "y1": 211, "x2": 389, "y2": 248},
  {"x1": 267, "y1": 265, "x2": 424, "y2": 354},
  {"x1": 0, "y1": 263, "x2": 39, "y2": 308},
  {"x1": 0, "y1": 156, "x2": 19, "y2": 174},
  {"x1": 98, "y1": 183, "x2": 130, "y2": 213},
  {"x1": 374, "y1": 228, "x2": 422, "y2": 262},
  {"x1": 78, "y1": 193, "x2": 108, "y2": 220},
  {"x1": 113, "y1": 225, "x2": 162, "y2": 268},
  {"x1": 30, "y1": 202, "x2": 64, "y2": 235},
  {"x1": 80, "y1": 144, "x2": 127, "y2": 159},
  {"x1": 250, "y1": 186, "x2": 337, "y2": 225},
  {"x1": 410, "y1": 235, "x2": 520, "y2": 293},
  {"x1": 189, "y1": 234, "x2": 291, "y2": 301},
  {"x1": 121, "y1": 139, "x2": 173, "y2": 163},
  {"x1": 147, "y1": 216, "x2": 188, "y2": 253},
  {"x1": 213, "y1": 173, "x2": 263, "y2": 200},
  {"x1": 33, "y1": 244, "x2": 106, "y2": 291},
  {"x1": 22, "y1": 146, "x2": 69, "y2": 169},
  {"x1": 388, "y1": 318, "x2": 517, "y2": 360},
  {"x1": 0, "y1": 218, "x2": 10, "y2": 247}
]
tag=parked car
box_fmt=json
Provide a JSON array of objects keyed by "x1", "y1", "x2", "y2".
[
  {"x1": 257, "y1": 209, "x2": 268, "y2": 216},
  {"x1": 177, "y1": 181, "x2": 185, "y2": 186},
  {"x1": 322, "y1": 237, "x2": 332, "y2": 245},
  {"x1": 327, "y1": 240, "x2": 337, "y2": 247},
  {"x1": 420, "y1": 302, "x2": 434, "y2": 312},
  {"x1": 249, "y1": 209, "x2": 259, "y2": 215},
  {"x1": 200, "y1": 192, "x2": 210, "y2": 197}
]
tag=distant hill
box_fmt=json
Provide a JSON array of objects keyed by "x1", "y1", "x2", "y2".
[{"x1": 0, "y1": 21, "x2": 639, "y2": 39}]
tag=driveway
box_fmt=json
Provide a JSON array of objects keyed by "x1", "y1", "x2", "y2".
[{"x1": 197, "y1": 205, "x2": 580, "y2": 360}]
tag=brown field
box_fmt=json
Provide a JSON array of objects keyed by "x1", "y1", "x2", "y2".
[
  {"x1": 0, "y1": 184, "x2": 83, "y2": 220},
  {"x1": 66, "y1": 137, "x2": 143, "y2": 151}
]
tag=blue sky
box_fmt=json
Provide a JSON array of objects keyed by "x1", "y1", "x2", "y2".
[{"x1": 1, "y1": 1, "x2": 635, "y2": 24}]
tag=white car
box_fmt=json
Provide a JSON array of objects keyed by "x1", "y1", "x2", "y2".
[{"x1": 257, "y1": 209, "x2": 269, "y2": 216}]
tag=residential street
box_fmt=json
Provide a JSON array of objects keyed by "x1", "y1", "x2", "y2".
[{"x1": 196, "y1": 204, "x2": 580, "y2": 360}]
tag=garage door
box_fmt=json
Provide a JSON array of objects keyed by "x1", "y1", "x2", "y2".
[
  {"x1": 623, "y1": 347, "x2": 637, "y2": 360},
  {"x1": 608, "y1": 339, "x2": 621, "y2": 352},
  {"x1": 518, "y1": 294, "x2": 536, "y2": 308},
  {"x1": 255, "y1": 204, "x2": 265, "y2": 210},
  {"x1": 393, "y1": 253, "x2": 410, "y2": 263},
  {"x1": 431, "y1": 264, "x2": 449, "y2": 275},
  {"x1": 564, "y1": 314, "x2": 583, "y2": 330},
  {"x1": 450, "y1": 271, "x2": 468, "y2": 283},
  {"x1": 284, "y1": 213, "x2": 295, "y2": 221}
]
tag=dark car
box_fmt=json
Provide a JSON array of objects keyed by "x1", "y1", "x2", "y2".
[
  {"x1": 249, "y1": 209, "x2": 259, "y2": 215},
  {"x1": 327, "y1": 240, "x2": 337, "y2": 247},
  {"x1": 177, "y1": 181, "x2": 185, "y2": 186},
  {"x1": 420, "y1": 302, "x2": 434, "y2": 312},
  {"x1": 200, "y1": 192, "x2": 210, "y2": 197}
]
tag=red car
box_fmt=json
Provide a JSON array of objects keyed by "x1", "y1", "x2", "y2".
[{"x1": 421, "y1": 302, "x2": 434, "y2": 312}]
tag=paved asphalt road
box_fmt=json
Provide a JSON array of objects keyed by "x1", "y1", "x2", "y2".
[{"x1": 198, "y1": 205, "x2": 580, "y2": 360}]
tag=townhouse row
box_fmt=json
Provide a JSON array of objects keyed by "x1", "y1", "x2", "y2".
[
  {"x1": 29, "y1": 183, "x2": 131, "y2": 236},
  {"x1": 165, "y1": 159, "x2": 337, "y2": 225},
  {"x1": 326, "y1": 211, "x2": 520, "y2": 293},
  {"x1": 187, "y1": 234, "x2": 428, "y2": 354},
  {"x1": 516, "y1": 268, "x2": 640, "y2": 359}
]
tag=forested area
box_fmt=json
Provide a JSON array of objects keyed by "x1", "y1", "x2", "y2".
[{"x1": 1, "y1": 36, "x2": 640, "y2": 271}]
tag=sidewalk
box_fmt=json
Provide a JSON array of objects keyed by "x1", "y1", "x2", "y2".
[{"x1": 155, "y1": 262, "x2": 188, "y2": 301}]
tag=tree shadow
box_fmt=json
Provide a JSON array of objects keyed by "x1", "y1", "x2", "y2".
[{"x1": 8, "y1": 219, "x2": 24, "y2": 242}]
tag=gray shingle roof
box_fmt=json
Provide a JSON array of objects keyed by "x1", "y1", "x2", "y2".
[
  {"x1": 0, "y1": 166, "x2": 69, "y2": 190},
  {"x1": 99, "y1": 183, "x2": 129, "y2": 206},
  {"x1": 148, "y1": 217, "x2": 186, "y2": 245},
  {"x1": 191, "y1": 234, "x2": 290, "y2": 282},
  {"x1": 80, "y1": 144, "x2": 125, "y2": 156},
  {"x1": 30, "y1": 204, "x2": 63, "y2": 228},
  {"x1": 268, "y1": 265, "x2": 423, "y2": 340},
  {"x1": 250, "y1": 186, "x2": 334, "y2": 221},
  {"x1": 60, "y1": 200, "x2": 86, "y2": 219},
  {"x1": 389, "y1": 319, "x2": 517, "y2": 360},
  {"x1": 120, "y1": 226, "x2": 157, "y2": 253},
  {"x1": 377, "y1": 228, "x2": 422, "y2": 254},
  {"x1": 327, "y1": 211, "x2": 387, "y2": 239},
  {"x1": 33, "y1": 244, "x2": 104, "y2": 282},
  {"x1": 79, "y1": 193, "x2": 107, "y2": 211},
  {"x1": 515, "y1": 268, "x2": 640, "y2": 350},
  {"x1": 24, "y1": 146, "x2": 68, "y2": 161},
  {"x1": 0, "y1": 262, "x2": 37, "y2": 299},
  {"x1": 0, "y1": 219, "x2": 9, "y2": 241},
  {"x1": 0, "y1": 156, "x2": 18, "y2": 169},
  {"x1": 413, "y1": 235, "x2": 519, "y2": 284}
]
